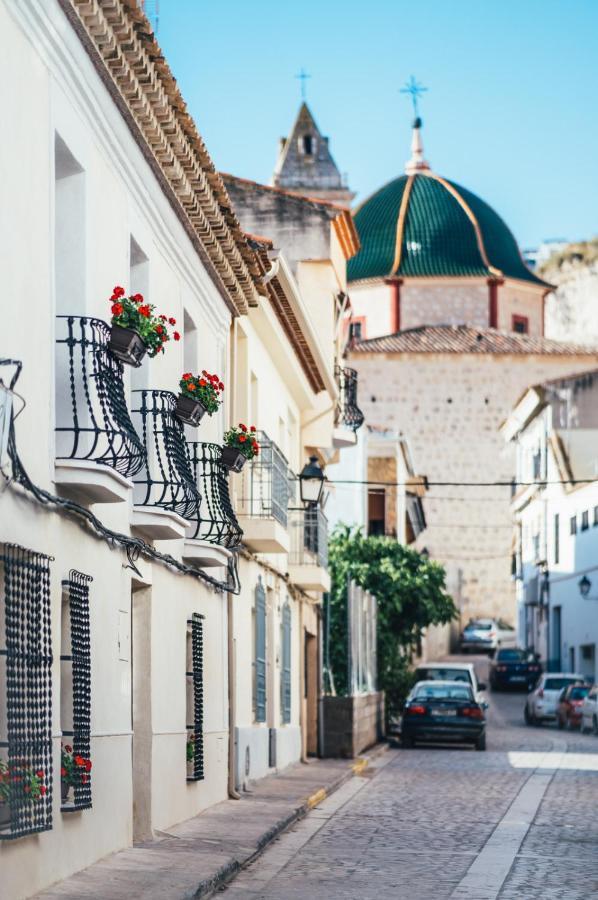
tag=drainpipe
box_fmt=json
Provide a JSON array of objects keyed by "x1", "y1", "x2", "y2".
[{"x1": 227, "y1": 319, "x2": 241, "y2": 799}]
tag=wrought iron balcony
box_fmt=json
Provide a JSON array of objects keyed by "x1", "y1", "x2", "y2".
[
  {"x1": 55, "y1": 316, "x2": 145, "y2": 478},
  {"x1": 289, "y1": 505, "x2": 329, "y2": 570},
  {"x1": 131, "y1": 390, "x2": 200, "y2": 523},
  {"x1": 237, "y1": 432, "x2": 291, "y2": 527},
  {"x1": 187, "y1": 442, "x2": 242, "y2": 549},
  {"x1": 335, "y1": 365, "x2": 364, "y2": 432}
]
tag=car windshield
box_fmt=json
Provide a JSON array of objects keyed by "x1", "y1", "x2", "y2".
[
  {"x1": 545, "y1": 677, "x2": 580, "y2": 691},
  {"x1": 465, "y1": 622, "x2": 492, "y2": 631},
  {"x1": 496, "y1": 649, "x2": 530, "y2": 662},
  {"x1": 414, "y1": 684, "x2": 473, "y2": 701},
  {"x1": 568, "y1": 686, "x2": 590, "y2": 700},
  {"x1": 415, "y1": 668, "x2": 473, "y2": 685}
]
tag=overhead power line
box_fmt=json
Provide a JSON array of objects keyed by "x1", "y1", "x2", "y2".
[{"x1": 328, "y1": 478, "x2": 598, "y2": 488}]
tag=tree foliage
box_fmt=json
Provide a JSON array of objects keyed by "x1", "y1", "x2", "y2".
[{"x1": 326, "y1": 525, "x2": 457, "y2": 718}]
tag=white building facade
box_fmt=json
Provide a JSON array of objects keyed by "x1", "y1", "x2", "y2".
[{"x1": 504, "y1": 371, "x2": 598, "y2": 681}]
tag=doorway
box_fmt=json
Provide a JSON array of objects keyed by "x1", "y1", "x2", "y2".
[{"x1": 304, "y1": 631, "x2": 318, "y2": 756}]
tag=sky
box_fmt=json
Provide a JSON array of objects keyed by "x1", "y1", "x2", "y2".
[{"x1": 155, "y1": 0, "x2": 598, "y2": 249}]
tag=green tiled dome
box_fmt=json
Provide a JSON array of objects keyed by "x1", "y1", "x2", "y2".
[{"x1": 348, "y1": 173, "x2": 549, "y2": 287}]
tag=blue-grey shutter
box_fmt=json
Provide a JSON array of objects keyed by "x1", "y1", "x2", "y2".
[
  {"x1": 281, "y1": 602, "x2": 292, "y2": 724},
  {"x1": 255, "y1": 578, "x2": 267, "y2": 722}
]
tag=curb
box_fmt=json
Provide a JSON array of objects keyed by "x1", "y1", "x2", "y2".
[{"x1": 197, "y1": 742, "x2": 389, "y2": 898}]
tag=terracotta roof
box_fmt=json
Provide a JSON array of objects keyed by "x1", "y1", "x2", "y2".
[
  {"x1": 352, "y1": 325, "x2": 598, "y2": 356},
  {"x1": 60, "y1": 0, "x2": 260, "y2": 315}
]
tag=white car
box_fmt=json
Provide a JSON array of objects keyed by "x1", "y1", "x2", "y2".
[
  {"x1": 581, "y1": 684, "x2": 598, "y2": 735},
  {"x1": 525, "y1": 673, "x2": 587, "y2": 725},
  {"x1": 413, "y1": 662, "x2": 488, "y2": 706},
  {"x1": 460, "y1": 618, "x2": 516, "y2": 655}
]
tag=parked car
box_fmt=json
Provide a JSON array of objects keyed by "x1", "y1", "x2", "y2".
[
  {"x1": 581, "y1": 684, "x2": 598, "y2": 735},
  {"x1": 401, "y1": 680, "x2": 487, "y2": 750},
  {"x1": 460, "y1": 618, "x2": 516, "y2": 655},
  {"x1": 413, "y1": 662, "x2": 487, "y2": 705},
  {"x1": 524, "y1": 673, "x2": 587, "y2": 725},
  {"x1": 489, "y1": 648, "x2": 542, "y2": 692},
  {"x1": 557, "y1": 683, "x2": 591, "y2": 730}
]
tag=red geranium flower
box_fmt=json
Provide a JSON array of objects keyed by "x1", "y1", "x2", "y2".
[
  {"x1": 199, "y1": 379, "x2": 207, "y2": 387},
  {"x1": 183, "y1": 373, "x2": 192, "y2": 380},
  {"x1": 239, "y1": 435, "x2": 247, "y2": 443},
  {"x1": 132, "y1": 293, "x2": 144, "y2": 303},
  {"x1": 138, "y1": 305, "x2": 151, "y2": 317},
  {"x1": 155, "y1": 325, "x2": 164, "y2": 334},
  {"x1": 187, "y1": 383, "x2": 196, "y2": 391},
  {"x1": 173, "y1": 332, "x2": 180, "y2": 341},
  {"x1": 84, "y1": 759, "x2": 92, "y2": 772},
  {"x1": 219, "y1": 382, "x2": 224, "y2": 391},
  {"x1": 112, "y1": 286, "x2": 125, "y2": 298},
  {"x1": 250, "y1": 426, "x2": 256, "y2": 432},
  {"x1": 169, "y1": 317, "x2": 176, "y2": 326},
  {"x1": 65, "y1": 745, "x2": 72, "y2": 753},
  {"x1": 40, "y1": 785, "x2": 47, "y2": 795},
  {"x1": 61, "y1": 767, "x2": 66, "y2": 777},
  {"x1": 81, "y1": 774, "x2": 88, "y2": 785},
  {"x1": 160, "y1": 314, "x2": 167, "y2": 321},
  {"x1": 239, "y1": 424, "x2": 247, "y2": 432},
  {"x1": 36, "y1": 770, "x2": 44, "y2": 779},
  {"x1": 111, "y1": 302, "x2": 123, "y2": 316},
  {"x1": 75, "y1": 755, "x2": 85, "y2": 767}
]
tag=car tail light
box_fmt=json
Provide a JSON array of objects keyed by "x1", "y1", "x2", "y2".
[
  {"x1": 406, "y1": 704, "x2": 426, "y2": 715},
  {"x1": 496, "y1": 665, "x2": 507, "y2": 672},
  {"x1": 538, "y1": 688, "x2": 544, "y2": 698},
  {"x1": 463, "y1": 707, "x2": 484, "y2": 719},
  {"x1": 529, "y1": 665, "x2": 540, "y2": 672}
]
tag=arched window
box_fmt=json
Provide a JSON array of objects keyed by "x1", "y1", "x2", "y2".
[{"x1": 299, "y1": 134, "x2": 316, "y2": 156}]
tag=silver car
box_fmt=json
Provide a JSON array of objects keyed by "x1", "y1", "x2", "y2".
[
  {"x1": 581, "y1": 684, "x2": 598, "y2": 735},
  {"x1": 525, "y1": 673, "x2": 587, "y2": 725},
  {"x1": 460, "y1": 618, "x2": 516, "y2": 655}
]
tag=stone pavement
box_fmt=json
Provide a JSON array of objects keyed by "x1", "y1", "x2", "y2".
[
  {"x1": 36, "y1": 752, "x2": 381, "y2": 900},
  {"x1": 223, "y1": 658, "x2": 598, "y2": 900}
]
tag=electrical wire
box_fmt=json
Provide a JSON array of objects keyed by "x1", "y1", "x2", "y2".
[{"x1": 328, "y1": 478, "x2": 595, "y2": 488}]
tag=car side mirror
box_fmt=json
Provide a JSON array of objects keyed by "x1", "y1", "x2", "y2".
[{"x1": 478, "y1": 682, "x2": 487, "y2": 691}]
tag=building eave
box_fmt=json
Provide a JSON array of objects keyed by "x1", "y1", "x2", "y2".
[{"x1": 59, "y1": 0, "x2": 261, "y2": 316}]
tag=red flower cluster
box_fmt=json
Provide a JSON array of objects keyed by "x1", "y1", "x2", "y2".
[
  {"x1": 224, "y1": 423, "x2": 260, "y2": 460},
  {"x1": 108, "y1": 287, "x2": 180, "y2": 356},
  {"x1": 179, "y1": 370, "x2": 224, "y2": 415}
]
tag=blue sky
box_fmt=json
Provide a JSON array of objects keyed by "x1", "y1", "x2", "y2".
[{"x1": 157, "y1": 0, "x2": 598, "y2": 249}]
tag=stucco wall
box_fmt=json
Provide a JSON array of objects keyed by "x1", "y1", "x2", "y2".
[
  {"x1": 401, "y1": 282, "x2": 488, "y2": 330},
  {"x1": 348, "y1": 350, "x2": 598, "y2": 632},
  {"x1": 497, "y1": 282, "x2": 544, "y2": 336}
]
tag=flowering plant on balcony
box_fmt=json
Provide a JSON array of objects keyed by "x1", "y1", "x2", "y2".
[
  {"x1": 61, "y1": 744, "x2": 92, "y2": 788},
  {"x1": 186, "y1": 733, "x2": 196, "y2": 763},
  {"x1": 179, "y1": 372, "x2": 224, "y2": 415},
  {"x1": 108, "y1": 285, "x2": 180, "y2": 365},
  {"x1": 0, "y1": 758, "x2": 47, "y2": 803},
  {"x1": 224, "y1": 423, "x2": 260, "y2": 460}
]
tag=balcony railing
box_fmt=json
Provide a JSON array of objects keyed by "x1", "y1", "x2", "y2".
[
  {"x1": 187, "y1": 442, "x2": 243, "y2": 549},
  {"x1": 237, "y1": 432, "x2": 291, "y2": 528},
  {"x1": 131, "y1": 390, "x2": 200, "y2": 520},
  {"x1": 335, "y1": 365, "x2": 364, "y2": 432},
  {"x1": 55, "y1": 316, "x2": 145, "y2": 477},
  {"x1": 289, "y1": 505, "x2": 329, "y2": 569}
]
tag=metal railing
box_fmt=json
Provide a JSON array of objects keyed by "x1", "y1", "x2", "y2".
[
  {"x1": 289, "y1": 505, "x2": 328, "y2": 569},
  {"x1": 335, "y1": 365, "x2": 364, "y2": 432},
  {"x1": 237, "y1": 432, "x2": 291, "y2": 527},
  {"x1": 187, "y1": 442, "x2": 243, "y2": 549},
  {"x1": 131, "y1": 390, "x2": 200, "y2": 520},
  {"x1": 55, "y1": 316, "x2": 145, "y2": 477}
]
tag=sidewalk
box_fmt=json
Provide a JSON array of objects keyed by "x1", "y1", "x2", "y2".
[{"x1": 37, "y1": 747, "x2": 386, "y2": 900}]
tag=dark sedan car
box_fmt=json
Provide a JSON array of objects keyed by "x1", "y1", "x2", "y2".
[
  {"x1": 489, "y1": 648, "x2": 542, "y2": 691},
  {"x1": 401, "y1": 680, "x2": 486, "y2": 750}
]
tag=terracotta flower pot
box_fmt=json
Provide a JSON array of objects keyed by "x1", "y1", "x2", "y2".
[
  {"x1": 0, "y1": 800, "x2": 10, "y2": 830},
  {"x1": 108, "y1": 324, "x2": 147, "y2": 368},
  {"x1": 220, "y1": 446, "x2": 247, "y2": 473},
  {"x1": 175, "y1": 394, "x2": 207, "y2": 427}
]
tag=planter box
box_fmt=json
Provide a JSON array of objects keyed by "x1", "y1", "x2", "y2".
[
  {"x1": 321, "y1": 691, "x2": 385, "y2": 758},
  {"x1": 0, "y1": 801, "x2": 10, "y2": 830},
  {"x1": 220, "y1": 446, "x2": 246, "y2": 473},
  {"x1": 175, "y1": 394, "x2": 207, "y2": 427},
  {"x1": 108, "y1": 324, "x2": 147, "y2": 367}
]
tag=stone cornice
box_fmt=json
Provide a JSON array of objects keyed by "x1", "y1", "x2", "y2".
[{"x1": 59, "y1": 0, "x2": 260, "y2": 315}]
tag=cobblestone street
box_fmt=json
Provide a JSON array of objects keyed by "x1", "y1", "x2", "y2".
[{"x1": 223, "y1": 656, "x2": 598, "y2": 900}]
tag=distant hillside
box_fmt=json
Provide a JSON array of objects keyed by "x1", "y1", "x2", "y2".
[{"x1": 542, "y1": 238, "x2": 598, "y2": 346}]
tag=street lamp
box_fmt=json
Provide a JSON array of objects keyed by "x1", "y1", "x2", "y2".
[
  {"x1": 579, "y1": 575, "x2": 591, "y2": 597},
  {"x1": 298, "y1": 455, "x2": 325, "y2": 506}
]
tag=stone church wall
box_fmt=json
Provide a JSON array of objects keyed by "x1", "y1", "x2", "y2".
[
  {"x1": 401, "y1": 282, "x2": 488, "y2": 330},
  {"x1": 349, "y1": 350, "x2": 598, "y2": 630}
]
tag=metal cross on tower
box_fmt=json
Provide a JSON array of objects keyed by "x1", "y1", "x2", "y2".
[
  {"x1": 400, "y1": 75, "x2": 428, "y2": 119},
  {"x1": 295, "y1": 68, "x2": 311, "y2": 101}
]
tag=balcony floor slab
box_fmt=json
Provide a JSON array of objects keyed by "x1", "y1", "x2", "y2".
[
  {"x1": 238, "y1": 516, "x2": 290, "y2": 554},
  {"x1": 54, "y1": 459, "x2": 133, "y2": 504},
  {"x1": 287, "y1": 564, "x2": 331, "y2": 593},
  {"x1": 182, "y1": 539, "x2": 232, "y2": 569},
  {"x1": 332, "y1": 426, "x2": 358, "y2": 449},
  {"x1": 131, "y1": 506, "x2": 188, "y2": 540}
]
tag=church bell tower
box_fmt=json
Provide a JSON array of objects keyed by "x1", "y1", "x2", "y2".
[{"x1": 271, "y1": 102, "x2": 354, "y2": 204}]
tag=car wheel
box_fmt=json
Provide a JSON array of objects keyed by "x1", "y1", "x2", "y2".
[
  {"x1": 593, "y1": 716, "x2": 598, "y2": 737},
  {"x1": 475, "y1": 734, "x2": 486, "y2": 751},
  {"x1": 557, "y1": 715, "x2": 564, "y2": 730}
]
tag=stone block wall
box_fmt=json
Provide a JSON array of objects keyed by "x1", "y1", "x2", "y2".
[
  {"x1": 401, "y1": 282, "x2": 488, "y2": 330},
  {"x1": 322, "y1": 692, "x2": 385, "y2": 758}
]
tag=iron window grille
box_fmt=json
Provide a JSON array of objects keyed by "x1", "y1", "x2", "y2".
[
  {"x1": 334, "y1": 365, "x2": 364, "y2": 432},
  {"x1": 55, "y1": 316, "x2": 145, "y2": 477},
  {"x1": 238, "y1": 432, "x2": 290, "y2": 528},
  {"x1": 60, "y1": 570, "x2": 93, "y2": 812},
  {"x1": 289, "y1": 505, "x2": 329, "y2": 570},
  {"x1": 186, "y1": 614, "x2": 205, "y2": 782},
  {"x1": 281, "y1": 602, "x2": 292, "y2": 725},
  {"x1": 187, "y1": 442, "x2": 243, "y2": 549},
  {"x1": 0, "y1": 544, "x2": 53, "y2": 840},
  {"x1": 254, "y1": 577, "x2": 267, "y2": 723},
  {"x1": 132, "y1": 390, "x2": 201, "y2": 520}
]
